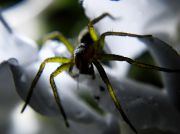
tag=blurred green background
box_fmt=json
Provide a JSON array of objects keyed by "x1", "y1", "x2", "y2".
[
  {"x1": 41, "y1": 0, "x2": 88, "y2": 37},
  {"x1": 0, "y1": 0, "x2": 24, "y2": 9}
]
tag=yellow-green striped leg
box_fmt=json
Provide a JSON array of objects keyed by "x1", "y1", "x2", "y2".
[
  {"x1": 21, "y1": 57, "x2": 71, "y2": 113},
  {"x1": 50, "y1": 63, "x2": 72, "y2": 127},
  {"x1": 88, "y1": 13, "x2": 116, "y2": 42},
  {"x1": 43, "y1": 31, "x2": 74, "y2": 54},
  {"x1": 97, "y1": 54, "x2": 180, "y2": 72},
  {"x1": 93, "y1": 60, "x2": 137, "y2": 134},
  {"x1": 98, "y1": 31, "x2": 152, "y2": 49}
]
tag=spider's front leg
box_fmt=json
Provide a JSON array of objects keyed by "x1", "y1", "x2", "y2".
[
  {"x1": 49, "y1": 62, "x2": 72, "y2": 127},
  {"x1": 93, "y1": 60, "x2": 137, "y2": 134},
  {"x1": 88, "y1": 13, "x2": 116, "y2": 42},
  {"x1": 96, "y1": 31, "x2": 180, "y2": 72},
  {"x1": 21, "y1": 57, "x2": 71, "y2": 112},
  {"x1": 43, "y1": 31, "x2": 74, "y2": 54},
  {"x1": 98, "y1": 31, "x2": 152, "y2": 49}
]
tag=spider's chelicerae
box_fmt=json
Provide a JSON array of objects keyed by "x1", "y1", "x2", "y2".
[{"x1": 21, "y1": 13, "x2": 180, "y2": 134}]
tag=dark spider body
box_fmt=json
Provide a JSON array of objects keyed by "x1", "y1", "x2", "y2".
[
  {"x1": 21, "y1": 13, "x2": 180, "y2": 134},
  {"x1": 74, "y1": 42, "x2": 95, "y2": 75},
  {"x1": 74, "y1": 29, "x2": 98, "y2": 75}
]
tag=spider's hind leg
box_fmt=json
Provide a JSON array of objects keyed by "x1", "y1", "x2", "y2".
[
  {"x1": 50, "y1": 63, "x2": 72, "y2": 127},
  {"x1": 93, "y1": 60, "x2": 137, "y2": 134}
]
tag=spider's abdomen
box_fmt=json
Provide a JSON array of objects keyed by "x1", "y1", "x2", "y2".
[{"x1": 74, "y1": 43, "x2": 95, "y2": 75}]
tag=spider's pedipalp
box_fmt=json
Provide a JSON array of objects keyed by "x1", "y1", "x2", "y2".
[
  {"x1": 93, "y1": 60, "x2": 137, "y2": 134},
  {"x1": 21, "y1": 57, "x2": 71, "y2": 113},
  {"x1": 50, "y1": 63, "x2": 72, "y2": 127}
]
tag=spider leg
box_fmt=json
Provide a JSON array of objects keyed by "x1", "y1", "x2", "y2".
[
  {"x1": 98, "y1": 31, "x2": 152, "y2": 49},
  {"x1": 43, "y1": 31, "x2": 74, "y2": 54},
  {"x1": 88, "y1": 13, "x2": 116, "y2": 42},
  {"x1": 50, "y1": 63, "x2": 72, "y2": 127},
  {"x1": 97, "y1": 54, "x2": 180, "y2": 72},
  {"x1": 21, "y1": 57, "x2": 71, "y2": 113},
  {"x1": 93, "y1": 60, "x2": 137, "y2": 134}
]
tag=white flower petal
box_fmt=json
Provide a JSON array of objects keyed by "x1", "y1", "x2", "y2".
[
  {"x1": 8, "y1": 45, "x2": 121, "y2": 133},
  {"x1": 0, "y1": 30, "x2": 38, "y2": 65},
  {"x1": 10, "y1": 59, "x2": 121, "y2": 133},
  {"x1": 84, "y1": 37, "x2": 180, "y2": 133},
  {"x1": 83, "y1": 0, "x2": 180, "y2": 45},
  {"x1": 139, "y1": 37, "x2": 180, "y2": 110}
]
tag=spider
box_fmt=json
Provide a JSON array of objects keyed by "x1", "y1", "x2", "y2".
[{"x1": 21, "y1": 13, "x2": 180, "y2": 134}]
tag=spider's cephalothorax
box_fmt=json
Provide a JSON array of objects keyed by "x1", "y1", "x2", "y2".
[
  {"x1": 21, "y1": 13, "x2": 180, "y2": 134},
  {"x1": 74, "y1": 28, "x2": 96, "y2": 75},
  {"x1": 74, "y1": 42, "x2": 95, "y2": 75},
  {"x1": 78, "y1": 28, "x2": 94, "y2": 44}
]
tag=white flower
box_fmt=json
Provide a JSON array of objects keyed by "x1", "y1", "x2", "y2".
[
  {"x1": 83, "y1": 0, "x2": 180, "y2": 46},
  {"x1": 1, "y1": 1, "x2": 180, "y2": 134}
]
